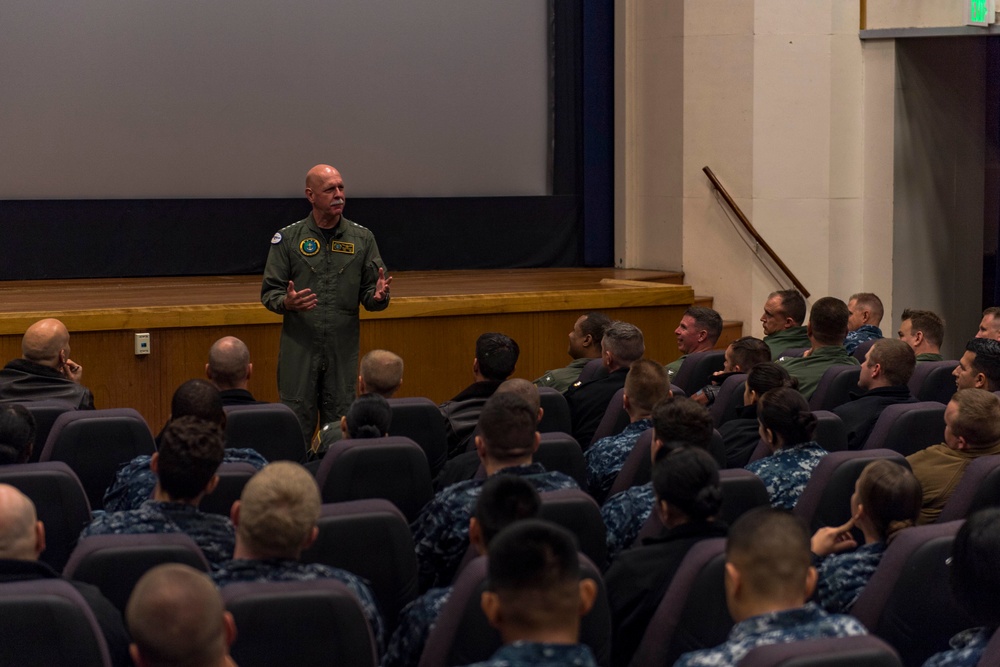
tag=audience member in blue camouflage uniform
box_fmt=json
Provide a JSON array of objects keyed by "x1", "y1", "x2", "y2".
[
  {"x1": 812, "y1": 460, "x2": 921, "y2": 613},
  {"x1": 584, "y1": 359, "x2": 669, "y2": 500},
  {"x1": 211, "y1": 461, "x2": 384, "y2": 652},
  {"x1": 675, "y1": 509, "x2": 867, "y2": 667},
  {"x1": 923, "y1": 508, "x2": 1000, "y2": 667},
  {"x1": 81, "y1": 416, "x2": 235, "y2": 567},
  {"x1": 104, "y1": 378, "x2": 267, "y2": 512},
  {"x1": 383, "y1": 475, "x2": 542, "y2": 667},
  {"x1": 412, "y1": 392, "x2": 578, "y2": 591},
  {"x1": 459, "y1": 520, "x2": 599, "y2": 667},
  {"x1": 745, "y1": 387, "x2": 828, "y2": 510},
  {"x1": 600, "y1": 396, "x2": 715, "y2": 561},
  {"x1": 844, "y1": 293, "x2": 885, "y2": 354}
]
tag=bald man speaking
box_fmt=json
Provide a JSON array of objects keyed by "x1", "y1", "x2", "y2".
[
  {"x1": 0, "y1": 317, "x2": 94, "y2": 409},
  {"x1": 261, "y1": 165, "x2": 392, "y2": 450}
]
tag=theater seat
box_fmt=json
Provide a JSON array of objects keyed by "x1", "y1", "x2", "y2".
[
  {"x1": 671, "y1": 350, "x2": 726, "y2": 395},
  {"x1": 538, "y1": 387, "x2": 573, "y2": 434},
  {"x1": 539, "y1": 488, "x2": 608, "y2": 570},
  {"x1": 606, "y1": 430, "x2": 726, "y2": 501},
  {"x1": 808, "y1": 366, "x2": 862, "y2": 411},
  {"x1": 936, "y1": 454, "x2": 1000, "y2": 523},
  {"x1": 17, "y1": 401, "x2": 74, "y2": 463},
  {"x1": 709, "y1": 373, "x2": 747, "y2": 427},
  {"x1": 224, "y1": 403, "x2": 306, "y2": 463},
  {"x1": 588, "y1": 388, "x2": 629, "y2": 447},
  {"x1": 908, "y1": 360, "x2": 959, "y2": 404},
  {"x1": 199, "y1": 461, "x2": 256, "y2": 517},
  {"x1": 862, "y1": 402, "x2": 945, "y2": 456},
  {"x1": 387, "y1": 397, "x2": 448, "y2": 475},
  {"x1": 738, "y1": 635, "x2": 902, "y2": 667}
]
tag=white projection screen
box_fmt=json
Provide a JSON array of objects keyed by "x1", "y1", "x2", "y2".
[{"x1": 0, "y1": 0, "x2": 550, "y2": 199}]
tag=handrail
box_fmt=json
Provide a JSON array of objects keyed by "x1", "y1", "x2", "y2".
[{"x1": 702, "y1": 166, "x2": 811, "y2": 298}]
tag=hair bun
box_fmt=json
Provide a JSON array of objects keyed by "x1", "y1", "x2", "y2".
[
  {"x1": 690, "y1": 484, "x2": 723, "y2": 519},
  {"x1": 354, "y1": 424, "x2": 384, "y2": 439}
]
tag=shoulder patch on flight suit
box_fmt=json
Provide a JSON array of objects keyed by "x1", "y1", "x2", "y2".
[
  {"x1": 331, "y1": 241, "x2": 355, "y2": 254},
  {"x1": 299, "y1": 238, "x2": 321, "y2": 256},
  {"x1": 270, "y1": 232, "x2": 282, "y2": 244}
]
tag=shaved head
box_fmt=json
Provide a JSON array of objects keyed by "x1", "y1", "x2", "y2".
[
  {"x1": 305, "y1": 164, "x2": 340, "y2": 189},
  {"x1": 207, "y1": 336, "x2": 251, "y2": 389},
  {"x1": 495, "y1": 378, "x2": 541, "y2": 415},
  {"x1": 21, "y1": 318, "x2": 70, "y2": 367},
  {"x1": 304, "y1": 164, "x2": 346, "y2": 227},
  {"x1": 0, "y1": 484, "x2": 41, "y2": 561}
]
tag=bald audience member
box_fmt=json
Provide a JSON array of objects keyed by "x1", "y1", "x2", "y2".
[
  {"x1": 0, "y1": 484, "x2": 130, "y2": 666},
  {"x1": 358, "y1": 349, "x2": 404, "y2": 398},
  {"x1": 127, "y1": 563, "x2": 236, "y2": 667},
  {"x1": 898, "y1": 308, "x2": 945, "y2": 362},
  {"x1": 976, "y1": 306, "x2": 1000, "y2": 341},
  {"x1": 0, "y1": 317, "x2": 94, "y2": 409},
  {"x1": 844, "y1": 292, "x2": 884, "y2": 354},
  {"x1": 0, "y1": 404, "x2": 36, "y2": 465},
  {"x1": 206, "y1": 336, "x2": 262, "y2": 406}
]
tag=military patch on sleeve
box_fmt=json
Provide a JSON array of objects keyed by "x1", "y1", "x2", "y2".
[
  {"x1": 270, "y1": 232, "x2": 282, "y2": 244},
  {"x1": 299, "y1": 238, "x2": 321, "y2": 256},
  {"x1": 331, "y1": 241, "x2": 355, "y2": 254}
]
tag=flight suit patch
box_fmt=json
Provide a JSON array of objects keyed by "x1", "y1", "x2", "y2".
[
  {"x1": 331, "y1": 241, "x2": 355, "y2": 254},
  {"x1": 299, "y1": 238, "x2": 321, "y2": 256}
]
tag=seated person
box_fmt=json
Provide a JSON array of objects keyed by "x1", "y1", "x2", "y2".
[
  {"x1": 692, "y1": 336, "x2": 771, "y2": 408},
  {"x1": 833, "y1": 338, "x2": 917, "y2": 450},
  {"x1": 604, "y1": 447, "x2": 727, "y2": 667},
  {"x1": 779, "y1": 297, "x2": 859, "y2": 399},
  {"x1": 439, "y1": 333, "x2": 520, "y2": 457},
  {"x1": 413, "y1": 392, "x2": 577, "y2": 592},
  {"x1": 206, "y1": 336, "x2": 263, "y2": 406},
  {"x1": 566, "y1": 321, "x2": 645, "y2": 449},
  {"x1": 0, "y1": 404, "x2": 36, "y2": 465},
  {"x1": 719, "y1": 362, "x2": 797, "y2": 469},
  {"x1": 897, "y1": 308, "x2": 946, "y2": 362},
  {"x1": 383, "y1": 475, "x2": 542, "y2": 667},
  {"x1": 212, "y1": 461, "x2": 384, "y2": 651},
  {"x1": 82, "y1": 416, "x2": 235, "y2": 567},
  {"x1": 317, "y1": 392, "x2": 391, "y2": 448},
  {"x1": 126, "y1": 563, "x2": 237, "y2": 667},
  {"x1": 810, "y1": 460, "x2": 921, "y2": 613},
  {"x1": 675, "y1": 508, "x2": 867, "y2": 667},
  {"x1": 665, "y1": 307, "x2": 723, "y2": 381},
  {"x1": 535, "y1": 312, "x2": 611, "y2": 393},
  {"x1": 0, "y1": 318, "x2": 94, "y2": 409},
  {"x1": 845, "y1": 292, "x2": 884, "y2": 354},
  {"x1": 585, "y1": 359, "x2": 670, "y2": 501},
  {"x1": 746, "y1": 388, "x2": 828, "y2": 510},
  {"x1": 924, "y1": 507, "x2": 1000, "y2": 667},
  {"x1": 600, "y1": 397, "x2": 715, "y2": 562},
  {"x1": 103, "y1": 379, "x2": 267, "y2": 512},
  {"x1": 976, "y1": 306, "x2": 1000, "y2": 341},
  {"x1": 907, "y1": 388, "x2": 1000, "y2": 524},
  {"x1": 761, "y1": 290, "x2": 810, "y2": 360},
  {"x1": 358, "y1": 348, "x2": 405, "y2": 398},
  {"x1": 953, "y1": 338, "x2": 1000, "y2": 392},
  {"x1": 464, "y1": 519, "x2": 599, "y2": 667}
]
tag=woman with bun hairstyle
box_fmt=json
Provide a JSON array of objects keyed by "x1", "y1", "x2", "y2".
[
  {"x1": 745, "y1": 386, "x2": 828, "y2": 509},
  {"x1": 719, "y1": 362, "x2": 798, "y2": 468},
  {"x1": 318, "y1": 393, "x2": 392, "y2": 449},
  {"x1": 604, "y1": 446, "x2": 727, "y2": 667},
  {"x1": 811, "y1": 459, "x2": 922, "y2": 613}
]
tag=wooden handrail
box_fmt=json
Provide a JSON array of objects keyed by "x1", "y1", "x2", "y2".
[{"x1": 702, "y1": 166, "x2": 811, "y2": 298}]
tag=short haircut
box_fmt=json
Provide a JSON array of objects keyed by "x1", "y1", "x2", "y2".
[
  {"x1": 359, "y1": 349, "x2": 404, "y2": 397},
  {"x1": 478, "y1": 392, "x2": 537, "y2": 462},
  {"x1": 966, "y1": 338, "x2": 1000, "y2": 390},
  {"x1": 683, "y1": 307, "x2": 723, "y2": 345},
  {"x1": 474, "y1": 475, "x2": 541, "y2": 546},
  {"x1": 653, "y1": 446, "x2": 722, "y2": 522},
  {"x1": 156, "y1": 417, "x2": 225, "y2": 501},
  {"x1": 849, "y1": 292, "x2": 884, "y2": 324},
  {"x1": 486, "y1": 519, "x2": 581, "y2": 630},
  {"x1": 808, "y1": 297, "x2": 850, "y2": 346},
  {"x1": 476, "y1": 333, "x2": 520, "y2": 382},
  {"x1": 856, "y1": 460, "x2": 922, "y2": 543},
  {"x1": 950, "y1": 388, "x2": 1000, "y2": 450},
  {"x1": 345, "y1": 393, "x2": 391, "y2": 439},
  {"x1": 950, "y1": 507, "x2": 1000, "y2": 627},
  {"x1": 170, "y1": 379, "x2": 225, "y2": 426},
  {"x1": 238, "y1": 462, "x2": 321, "y2": 559},
  {"x1": 601, "y1": 321, "x2": 645, "y2": 363},
  {"x1": 127, "y1": 563, "x2": 228, "y2": 667},
  {"x1": 757, "y1": 387, "x2": 817, "y2": 447},
  {"x1": 727, "y1": 508, "x2": 812, "y2": 600},
  {"x1": 650, "y1": 396, "x2": 713, "y2": 450},
  {"x1": 496, "y1": 378, "x2": 541, "y2": 416},
  {"x1": 984, "y1": 306, "x2": 1000, "y2": 319},
  {"x1": 579, "y1": 312, "x2": 612, "y2": 342},
  {"x1": 624, "y1": 359, "x2": 670, "y2": 414},
  {"x1": 901, "y1": 308, "x2": 945, "y2": 348},
  {"x1": 0, "y1": 404, "x2": 35, "y2": 465},
  {"x1": 867, "y1": 338, "x2": 916, "y2": 386},
  {"x1": 207, "y1": 336, "x2": 250, "y2": 388},
  {"x1": 728, "y1": 337, "x2": 771, "y2": 372},
  {"x1": 746, "y1": 362, "x2": 798, "y2": 396},
  {"x1": 770, "y1": 290, "x2": 807, "y2": 326}
]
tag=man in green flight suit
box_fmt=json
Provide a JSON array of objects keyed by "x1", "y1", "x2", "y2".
[{"x1": 261, "y1": 164, "x2": 392, "y2": 449}]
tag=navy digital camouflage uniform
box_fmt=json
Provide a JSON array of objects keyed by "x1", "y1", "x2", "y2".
[
  {"x1": 212, "y1": 558, "x2": 385, "y2": 652},
  {"x1": 923, "y1": 628, "x2": 991, "y2": 667},
  {"x1": 844, "y1": 325, "x2": 883, "y2": 355},
  {"x1": 584, "y1": 419, "x2": 653, "y2": 500},
  {"x1": 81, "y1": 500, "x2": 235, "y2": 567},
  {"x1": 411, "y1": 463, "x2": 578, "y2": 591},
  {"x1": 600, "y1": 482, "x2": 655, "y2": 562},
  {"x1": 815, "y1": 542, "x2": 886, "y2": 614},
  {"x1": 381, "y1": 586, "x2": 451, "y2": 667},
  {"x1": 461, "y1": 641, "x2": 598, "y2": 667},
  {"x1": 102, "y1": 448, "x2": 268, "y2": 512},
  {"x1": 261, "y1": 213, "x2": 389, "y2": 444},
  {"x1": 674, "y1": 603, "x2": 867, "y2": 667},
  {"x1": 745, "y1": 441, "x2": 828, "y2": 510}
]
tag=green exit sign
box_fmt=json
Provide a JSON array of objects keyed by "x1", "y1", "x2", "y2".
[{"x1": 968, "y1": 0, "x2": 995, "y2": 26}]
